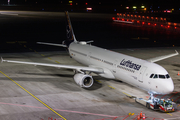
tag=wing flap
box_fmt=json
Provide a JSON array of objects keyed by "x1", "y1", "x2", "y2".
[
  {"x1": 147, "y1": 50, "x2": 179, "y2": 63},
  {"x1": 2, "y1": 59, "x2": 104, "y2": 73}
]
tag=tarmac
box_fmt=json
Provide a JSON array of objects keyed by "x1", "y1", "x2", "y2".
[{"x1": 0, "y1": 47, "x2": 180, "y2": 120}]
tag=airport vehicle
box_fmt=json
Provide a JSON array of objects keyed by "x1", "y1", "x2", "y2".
[
  {"x1": 135, "y1": 95, "x2": 177, "y2": 112},
  {"x1": 1, "y1": 11, "x2": 179, "y2": 96}
]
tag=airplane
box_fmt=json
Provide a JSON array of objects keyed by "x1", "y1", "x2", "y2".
[{"x1": 1, "y1": 11, "x2": 179, "y2": 96}]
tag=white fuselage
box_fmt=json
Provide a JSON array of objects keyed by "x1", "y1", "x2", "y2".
[{"x1": 69, "y1": 42, "x2": 174, "y2": 94}]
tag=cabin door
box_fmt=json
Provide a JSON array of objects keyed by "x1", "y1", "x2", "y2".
[
  {"x1": 138, "y1": 66, "x2": 147, "y2": 83},
  {"x1": 113, "y1": 59, "x2": 118, "y2": 75}
]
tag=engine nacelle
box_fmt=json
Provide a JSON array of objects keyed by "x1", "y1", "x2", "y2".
[{"x1": 73, "y1": 73, "x2": 94, "y2": 88}]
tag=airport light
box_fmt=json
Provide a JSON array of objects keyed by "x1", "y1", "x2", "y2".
[
  {"x1": 126, "y1": 7, "x2": 129, "y2": 9},
  {"x1": 141, "y1": 6, "x2": 145, "y2": 8},
  {"x1": 86, "y1": 8, "x2": 92, "y2": 10},
  {"x1": 133, "y1": 6, "x2": 136, "y2": 9},
  {"x1": 69, "y1": 1, "x2": 72, "y2": 3},
  {"x1": 144, "y1": 8, "x2": 146, "y2": 10},
  {"x1": 85, "y1": 3, "x2": 88, "y2": 5},
  {"x1": 148, "y1": 23, "x2": 150, "y2": 25}
]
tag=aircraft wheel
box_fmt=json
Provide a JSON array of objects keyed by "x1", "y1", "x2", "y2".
[{"x1": 146, "y1": 103, "x2": 150, "y2": 109}]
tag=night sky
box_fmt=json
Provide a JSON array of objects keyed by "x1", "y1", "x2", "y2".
[{"x1": 1, "y1": 0, "x2": 179, "y2": 8}]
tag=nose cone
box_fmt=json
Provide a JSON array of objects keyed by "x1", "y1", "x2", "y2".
[{"x1": 163, "y1": 79, "x2": 174, "y2": 94}]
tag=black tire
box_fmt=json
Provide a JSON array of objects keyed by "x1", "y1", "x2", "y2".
[{"x1": 146, "y1": 103, "x2": 150, "y2": 109}]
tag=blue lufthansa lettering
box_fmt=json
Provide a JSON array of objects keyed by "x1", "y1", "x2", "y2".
[{"x1": 120, "y1": 59, "x2": 141, "y2": 71}]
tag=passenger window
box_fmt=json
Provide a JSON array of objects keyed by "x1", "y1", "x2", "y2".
[
  {"x1": 159, "y1": 75, "x2": 165, "y2": 79},
  {"x1": 153, "y1": 74, "x2": 158, "y2": 78},
  {"x1": 150, "y1": 74, "x2": 154, "y2": 78}
]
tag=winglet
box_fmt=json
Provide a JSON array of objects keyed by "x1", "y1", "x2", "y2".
[
  {"x1": 175, "y1": 50, "x2": 179, "y2": 55},
  {"x1": 147, "y1": 50, "x2": 179, "y2": 63}
]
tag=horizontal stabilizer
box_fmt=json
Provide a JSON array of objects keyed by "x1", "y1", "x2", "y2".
[
  {"x1": 147, "y1": 50, "x2": 179, "y2": 63},
  {"x1": 37, "y1": 42, "x2": 67, "y2": 47},
  {"x1": 86, "y1": 40, "x2": 94, "y2": 44}
]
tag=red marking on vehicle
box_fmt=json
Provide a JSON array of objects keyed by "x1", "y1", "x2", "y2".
[
  {"x1": 159, "y1": 105, "x2": 164, "y2": 111},
  {"x1": 150, "y1": 104, "x2": 154, "y2": 108}
]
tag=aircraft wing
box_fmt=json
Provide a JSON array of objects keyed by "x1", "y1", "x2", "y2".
[
  {"x1": 1, "y1": 58, "x2": 104, "y2": 74},
  {"x1": 37, "y1": 42, "x2": 67, "y2": 47},
  {"x1": 147, "y1": 50, "x2": 179, "y2": 63}
]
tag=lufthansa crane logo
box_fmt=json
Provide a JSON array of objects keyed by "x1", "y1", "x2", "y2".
[{"x1": 66, "y1": 25, "x2": 71, "y2": 39}]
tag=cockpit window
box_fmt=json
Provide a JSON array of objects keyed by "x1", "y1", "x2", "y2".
[
  {"x1": 150, "y1": 74, "x2": 154, "y2": 78},
  {"x1": 166, "y1": 74, "x2": 170, "y2": 79},
  {"x1": 159, "y1": 75, "x2": 166, "y2": 79},
  {"x1": 153, "y1": 74, "x2": 158, "y2": 78}
]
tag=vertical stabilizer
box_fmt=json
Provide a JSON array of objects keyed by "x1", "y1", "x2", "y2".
[{"x1": 64, "y1": 11, "x2": 77, "y2": 47}]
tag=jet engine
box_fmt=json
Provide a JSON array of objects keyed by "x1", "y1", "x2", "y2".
[{"x1": 73, "y1": 73, "x2": 94, "y2": 88}]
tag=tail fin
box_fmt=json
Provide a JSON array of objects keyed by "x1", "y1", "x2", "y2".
[{"x1": 64, "y1": 11, "x2": 77, "y2": 47}]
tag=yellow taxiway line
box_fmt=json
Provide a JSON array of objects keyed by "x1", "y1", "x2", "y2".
[{"x1": 0, "y1": 71, "x2": 66, "y2": 120}]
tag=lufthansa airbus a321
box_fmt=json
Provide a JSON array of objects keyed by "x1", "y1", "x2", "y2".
[{"x1": 1, "y1": 11, "x2": 179, "y2": 96}]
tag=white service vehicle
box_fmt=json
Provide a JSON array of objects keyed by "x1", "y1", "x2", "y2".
[{"x1": 135, "y1": 95, "x2": 177, "y2": 112}]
